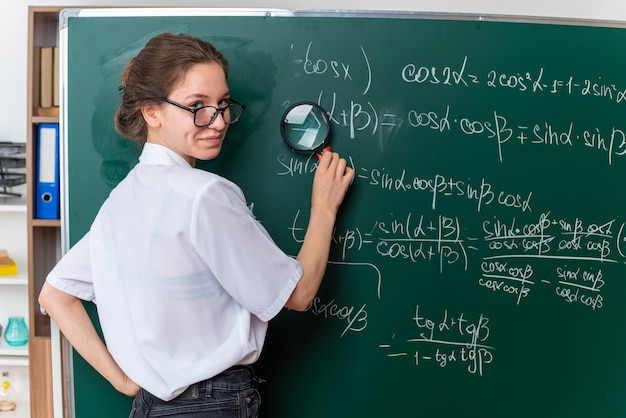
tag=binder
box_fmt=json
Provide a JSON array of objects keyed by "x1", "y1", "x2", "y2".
[{"x1": 35, "y1": 123, "x2": 60, "y2": 219}]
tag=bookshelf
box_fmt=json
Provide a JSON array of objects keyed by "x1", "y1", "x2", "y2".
[
  {"x1": 0, "y1": 205, "x2": 30, "y2": 417},
  {"x1": 26, "y1": 6, "x2": 63, "y2": 418}
]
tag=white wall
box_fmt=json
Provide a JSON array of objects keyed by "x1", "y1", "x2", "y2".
[{"x1": 3, "y1": 0, "x2": 626, "y2": 144}]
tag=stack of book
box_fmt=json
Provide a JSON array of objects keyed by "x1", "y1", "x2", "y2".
[
  {"x1": 0, "y1": 142, "x2": 26, "y2": 198},
  {"x1": 0, "y1": 250, "x2": 17, "y2": 276}
]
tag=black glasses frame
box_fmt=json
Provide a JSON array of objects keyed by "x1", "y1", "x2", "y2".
[{"x1": 160, "y1": 97, "x2": 245, "y2": 127}]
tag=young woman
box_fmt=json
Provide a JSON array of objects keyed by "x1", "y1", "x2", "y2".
[{"x1": 38, "y1": 32, "x2": 354, "y2": 417}]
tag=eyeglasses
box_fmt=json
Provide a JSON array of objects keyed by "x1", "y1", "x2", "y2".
[{"x1": 160, "y1": 97, "x2": 245, "y2": 127}]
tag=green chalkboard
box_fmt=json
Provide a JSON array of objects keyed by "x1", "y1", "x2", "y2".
[{"x1": 62, "y1": 9, "x2": 626, "y2": 418}]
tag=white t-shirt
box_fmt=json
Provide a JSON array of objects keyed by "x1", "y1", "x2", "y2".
[{"x1": 46, "y1": 143, "x2": 303, "y2": 401}]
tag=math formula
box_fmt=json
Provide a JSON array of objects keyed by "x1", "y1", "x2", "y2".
[
  {"x1": 277, "y1": 34, "x2": 626, "y2": 378},
  {"x1": 289, "y1": 43, "x2": 626, "y2": 165},
  {"x1": 380, "y1": 306, "x2": 493, "y2": 375}
]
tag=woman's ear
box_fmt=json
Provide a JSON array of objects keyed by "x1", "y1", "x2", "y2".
[{"x1": 141, "y1": 104, "x2": 161, "y2": 128}]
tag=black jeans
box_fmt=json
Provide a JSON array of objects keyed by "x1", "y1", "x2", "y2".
[{"x1": 129, "y1": 367, "x2": 261, "y2": 417}]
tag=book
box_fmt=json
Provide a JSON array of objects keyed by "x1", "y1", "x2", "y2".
[
  {"x1": 40, "y1": 47, "x2": 53, "y2": 108},
  {"x1": 53, "y1": 46, "x2": 59, "y2": 107}
]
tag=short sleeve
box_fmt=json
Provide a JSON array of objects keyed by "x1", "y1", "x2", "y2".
[
  {"x1": 190, "y1": 180, "x2": 302, "y2": 321},
  {"x1": 46, "y1": 233, "x2": 96, "y2": 302}
]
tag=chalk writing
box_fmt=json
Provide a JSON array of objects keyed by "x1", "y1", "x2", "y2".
[
  {"x1": 306, "y1": 297, "x2": 368, "y2": 337},
  {"x1": 555, "y1": 266, "x2": 605, "y2": 310},
  {"x1": 401, "y1": 56, "x2": 480, "y2": 87},
  {"x1": 276, "y1": 155, "x2": 535, "y2": 212},
  {"x1": 290, "y1": 42, "x2": 372, "y2": 95},
  {"x1": 323, "y1": 100, "x2": 626, "y2": 164},
  {"x1": 286, "y1": 206, "x2": 619, "y2": 310},
  {"x1": 399, "y1": 55, "x2": 626, "y2": 105},
  {"x1": 379, "y1": 306, "x2": 494, "y2": 375},
  {"x1": 275, "y1": 36, "x2": 626, "y2": 387},
  {"x1": 288, "y1": 42, "x2": 626, "y2": 164},
  {"x1": 357, "y1": 168, "x2": 533, "y2": 213}
]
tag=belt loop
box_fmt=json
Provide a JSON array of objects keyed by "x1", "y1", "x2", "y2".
[
  {"x1": 205, "y1": 378, "x2": 214, "y2": 398},
  {"x1": 177, "y1": 383, "x2": 200, "y2": 400}
]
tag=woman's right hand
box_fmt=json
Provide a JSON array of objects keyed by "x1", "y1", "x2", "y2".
[{"x1": 311, "y1": 150, "x2": 354, "y2": 216}]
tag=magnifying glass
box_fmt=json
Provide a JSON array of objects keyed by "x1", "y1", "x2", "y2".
[{"x1": 280, "y1": 102, "x2": 331, "y2": 154}]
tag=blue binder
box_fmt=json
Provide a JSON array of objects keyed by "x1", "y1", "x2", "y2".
[{"x1": 35, "y1": 123, "x2": 60, "y2": 219}]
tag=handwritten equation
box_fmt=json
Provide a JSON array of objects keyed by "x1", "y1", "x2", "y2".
[
  {"x1": 288, "y1": 209, "x2": 619, "y2": 310},
  {"x1": 288, "y1": 42, "x2": 626, "y2": 165},
  {"x1": 380, "y1": 306, "x2": 493, "y2": 375},
  {"x1": 291, "y1": 43, "x2": 626, "y2": 106},
  {"x1": 278, "y1": 158, "x2": 535, "y2": 213}
]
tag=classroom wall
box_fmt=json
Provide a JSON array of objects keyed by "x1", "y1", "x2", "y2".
[{"x1": 2, "y1": 0, "x2": 626, "y2": 143}]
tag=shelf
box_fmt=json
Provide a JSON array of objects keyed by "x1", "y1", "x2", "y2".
[
  {"x1": 31, "y1": 218, "x2": 60, "y2": 227},
  {"x1": 32, "y1": 116, "x2": 59, "y2": 125},
  {"x1": 0, "y1": 341, "x2": 28, "y2": 367},
  {"x1": 0, "y1": 357, "x2": 29, "y2": 367},
  {"x1": 0, "y1": 196, "x2": 26, "y2": 212},
  {"x1": 0, "y1": 341, "x2": 28, "y2": 357},
  {"x1": 0, "y1": 401, "x2": 30, "y2": 418},
  {"x1": 0, "y1": 275, "x2": 28, "y2": 286}
]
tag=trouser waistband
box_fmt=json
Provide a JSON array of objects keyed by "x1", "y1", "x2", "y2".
[{"x1": 177, "y1": 366, "x2": 263, "y2": 400}]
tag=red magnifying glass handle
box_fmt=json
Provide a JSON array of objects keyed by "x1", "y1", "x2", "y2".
[{"x1": 316, "y1": 146, "x2": 332, "y2": 160}]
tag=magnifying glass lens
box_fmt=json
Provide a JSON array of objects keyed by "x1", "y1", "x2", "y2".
[{"x1": 281, "y1": 102, "x2": 331, "y2": 153}]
